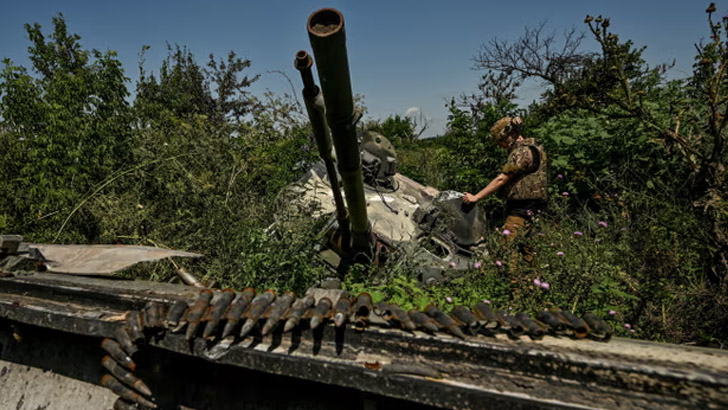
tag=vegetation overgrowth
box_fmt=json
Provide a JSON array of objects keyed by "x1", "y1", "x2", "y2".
[{"x1": 1, "y1": 6, "x2": 726, "y2": 346}]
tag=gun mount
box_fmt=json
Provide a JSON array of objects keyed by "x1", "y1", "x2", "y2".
[{"x1": 286, "y1": 8, "x2": 487, "y2": 283}]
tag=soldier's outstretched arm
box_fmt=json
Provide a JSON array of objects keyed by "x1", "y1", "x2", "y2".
[{"x1": 463, "y1": 173, "x2": 511, "y2": 204}]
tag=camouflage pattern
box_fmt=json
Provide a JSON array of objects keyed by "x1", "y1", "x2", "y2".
[
  {"x1": 490, "y1": 117, "x2": 522, "y2": 142},
  {"x1": 501, "y1": 138, "x2": 547, "y2": 201}
]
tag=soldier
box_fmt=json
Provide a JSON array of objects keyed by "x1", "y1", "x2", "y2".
[{"x1": 462, "y1": 116, "x2": 547, "y2": 270}]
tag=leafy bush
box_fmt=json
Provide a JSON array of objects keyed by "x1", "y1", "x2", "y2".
[{"x1": 1, "y1": 10, "x2": 726, "y2": 347}]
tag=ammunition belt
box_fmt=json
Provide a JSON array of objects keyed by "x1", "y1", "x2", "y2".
[{"x1": 101, "y1": 286, "x2": 611, "y2": 408}]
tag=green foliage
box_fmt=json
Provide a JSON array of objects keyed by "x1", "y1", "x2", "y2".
[
  {"x1": 104, "y1": 44, "x2": 317, "y2": 292},
  {"x1": 1, "y1": 8, "x2": 727, "y2": 347},
  {"x1": 0, "y1": 15, "x2": 321, "y2": 294},
  {"x1": 0, "y1": 14, "x2": 131, "y2": 242},
  {"x1": 366, "y1": 114, "x2": 415, "y2": 147},
  {"x1": 399, "y1": 99, "x2": 511, "y2": 193},
  {"x1": 381, "y1": 5, "x2": 727, "y2": 345}
]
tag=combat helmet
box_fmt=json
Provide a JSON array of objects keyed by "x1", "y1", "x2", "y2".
[{"x1": 490, "y1": 116, "x2": 522, "y2": 143}]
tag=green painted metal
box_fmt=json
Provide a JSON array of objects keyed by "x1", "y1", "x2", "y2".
[
  {"x1": 307, "y1": 8, "x2": 372, "y2": 258},
  {"x1": 294, "y1": 50, "x2": 351, "y2": 253}
]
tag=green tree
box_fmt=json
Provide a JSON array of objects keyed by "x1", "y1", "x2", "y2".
[
  {"x1": 0, "y1": 14, "x2": 131, "y2": 241},
  {"x1": 565, "y1": 9, "x2": 728, "y2": 281},
  {"x1": 367, "y1": 114, "x2": 415, "y2": 146}
]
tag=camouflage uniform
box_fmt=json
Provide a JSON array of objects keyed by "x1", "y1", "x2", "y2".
[
  {"x1": 485, "y1": 117, "x2": 548, "y2": 276},
  {"x1": 499, "y1": 137, "x2": 547, "y2": 235},
  {"x1": 502, "y1": 138, "x2": 548, "y2": 206},
  {"x1": 500, "y1": 138, "x2": 547, "y2": 274}
]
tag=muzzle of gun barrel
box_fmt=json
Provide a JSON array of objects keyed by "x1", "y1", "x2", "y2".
[
  {"x1": 386, "y1": 304, "x2": 416, "y2": 331},
  {"x1": 500, "y1": 313, "x2": 525, "y2": 338}
]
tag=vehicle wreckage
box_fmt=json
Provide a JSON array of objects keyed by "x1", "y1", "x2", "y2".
[
  {"x1": 1, "y1": 8, "x2": 728, "y2": 410},
  {"x1": 282, "y1": 27, "x2": 487, "y2": 285}
]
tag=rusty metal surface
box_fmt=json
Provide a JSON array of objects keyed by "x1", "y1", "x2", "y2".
[
  {"x1": 1, "y1": 273, "x2": 727, "y2": 409},
  {"x1": 30, "y1": 243, "x2": 201, "y2": 275},
  {"x1": 1, "y1": 323, "x2": 437, "y2": 410}
]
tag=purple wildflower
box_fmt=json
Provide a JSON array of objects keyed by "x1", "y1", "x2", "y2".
[
  {"x1": 556, "y1": 251, "x2": 565, "y2": 256},
  {"x1": 533, "y1": 278, "x2": 542, "y2": 286},
  {"x1": 483, "y1": 299, "x2": 491, "y2": 304},
  {"x1": 550, "y1": 242, "x2": 556, "y2": 247},
  {"x1": 624, "y1": 323, "x2": 632, "y2": 329},
  {"x1": 574, "y1": 231, "x2": 583, "y2": 236},
  {"x1": 557, "y1": 174, "x2": 564, "y2": 179},
  {"x1": 562, "y1": 192, "x2": 570, "y2": 197},
  {"x1": 540, "y1": 282, "x2": 550, "y2": 290},
  {"x1": 474, "y1": 261, "x2": 482, "y2": 269},
  {"x1": 502, "y1": 229, "x2": 512, "y2": 236},
  {"x1": 495, "y1": 260, "x2": 503, "y2": 267},
  {"x1": 446, "y1": 296, "x2": 453, "y2": 303},
  {"x1": 608, "y1": 310, "x2": 616, "y2": 315},
  {"x1": 449, "y1": 261, "x2": 457, "y2": 268},
  {"x1": 598, "y1": 221, "x2": 608, "y2": 228}
]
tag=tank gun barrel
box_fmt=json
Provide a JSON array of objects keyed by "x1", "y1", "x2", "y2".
[
  {"x1": 307, "y1": 8, "x2": 372, "y2": 258},
  {"x1": 294, "y1": 50, "x2": 351, "y2": 252}
]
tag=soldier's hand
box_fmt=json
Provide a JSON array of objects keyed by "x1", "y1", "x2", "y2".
[{"x1": 462, "y1": 192, "x2": 478, "y2": 204}]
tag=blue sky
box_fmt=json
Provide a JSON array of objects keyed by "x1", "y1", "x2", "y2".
[{"x1": 0, "y1": 0, "x2": 715, "y2": 137}]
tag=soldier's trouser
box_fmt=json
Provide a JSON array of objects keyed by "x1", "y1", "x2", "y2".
[{"x1": 500, "y1": 215, "x2": 533, "y2": 275}]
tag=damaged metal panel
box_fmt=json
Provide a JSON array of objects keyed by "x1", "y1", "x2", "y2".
[
  {"x1": 30, "y1": 243, "x2": 201, "y2": 275},
  {"x1": 0, "y1": 273, "x2": 727, "y2": 409}
]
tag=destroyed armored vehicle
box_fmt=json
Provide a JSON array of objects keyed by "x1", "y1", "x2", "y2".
[
  {"x1": 281, "y1": 9, "x2": 487, "y2": 284},
  {"x1": 2, "y1": 9, "x2": 727, "y2": 410}
]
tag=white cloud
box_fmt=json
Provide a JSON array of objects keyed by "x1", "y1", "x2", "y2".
[{"x1": 404, "y1": 106, "x2": 421, "y2": 117}]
